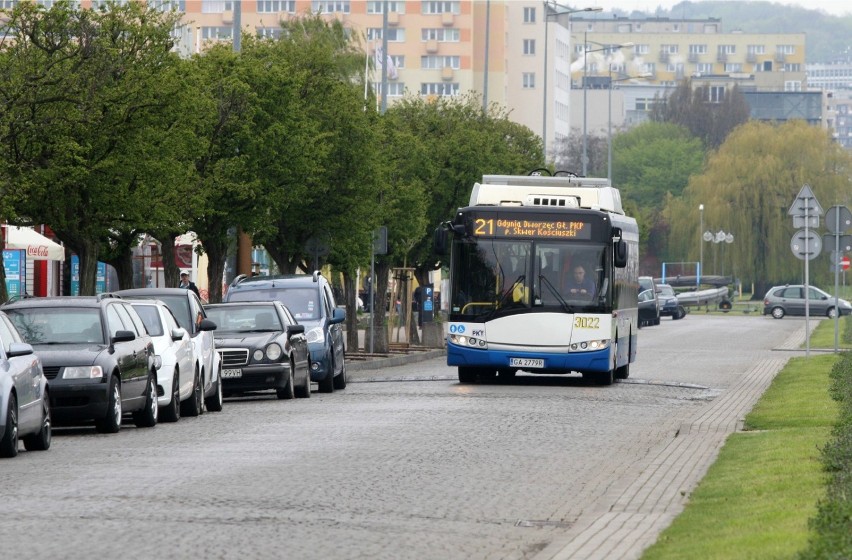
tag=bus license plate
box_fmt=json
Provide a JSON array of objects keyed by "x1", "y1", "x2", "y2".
[
  {"x1": 510, "y1": 358, "x2": 544, "y2": 368},
  {"x1": 222, "y1": 368, "x2": 243, "y2": 378}
]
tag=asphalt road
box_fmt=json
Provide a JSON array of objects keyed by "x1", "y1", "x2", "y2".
[{"x1": 0, "y1": 313, "x2": 804, "y2": 560}]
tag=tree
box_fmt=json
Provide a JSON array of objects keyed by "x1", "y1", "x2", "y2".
[
  {"x1": 665, "y1": 120, "x2": 852, "y2": 296},
  {"x1": 0, "y1": 1, "x2": 186, "y2": 295},
  {"x1": 551, "y1": 128, "x2": 607, "y2": 177},
  {"x1": 651, "y1": 79, "x2": 750, "y2": 149}
]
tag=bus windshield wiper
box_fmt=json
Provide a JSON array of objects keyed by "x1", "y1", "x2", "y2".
[
  {"x1": 479, "y1": 275, "x2": 528, "y2": 322},
  {"x1": 539, "y1": 274, "x2": 573, "y2": 313}
]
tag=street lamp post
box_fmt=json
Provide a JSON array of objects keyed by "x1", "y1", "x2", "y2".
[
  {"x1": 699, "y1": 204, "x2": 704, "y2": 283},
  {"x1": 607, "y1": 70, "x2": 651, "y2": 181},
  {"x1": 704, "y1": 230, "x2": 734, "y2": 276},
  {"x1": 542, "y1": 4, "x2": 601, "y2": 161},
  {"x1": 581, "y1": 37, "x2": 632, "y2": 176}
]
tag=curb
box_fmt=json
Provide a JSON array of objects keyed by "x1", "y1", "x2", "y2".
[{"x1": 346, "y1": 348, "x2": 446, "y2": 371}]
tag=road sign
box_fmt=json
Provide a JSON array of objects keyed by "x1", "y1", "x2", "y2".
[
  {"x1": 788, "y1": 184, "x2": 824, "y2": 218},
  {"x1": 826, "y1": 205, "x2": 852, "y2": 234},
  {"x1": 824, "y1": 234, "x2": 852, "y2": 253},
  {"x1": 791, "y1": 229, "x2": 822, "y2": 260},
  {"x1": 844, "y1": 256, "x2": 851, "y2": 271},
  {"x1": 793, "y1": 215, "x2": 820, "y2": 229}
]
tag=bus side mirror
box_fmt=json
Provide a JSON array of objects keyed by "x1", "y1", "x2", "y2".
[
  {"x1": 614, "y1": 240, "x2": 628, "y2": 268},
  {"x1": 434, "y1": 226, "x2": 449, "y2": 255}
]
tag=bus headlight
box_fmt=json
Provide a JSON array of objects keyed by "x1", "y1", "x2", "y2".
[
  {"x1": 569, "y1": 339, "x2": 610, "y2": 352},
  {"x1": 449, "y1": 333, "x2": 487, "y2": 349}
]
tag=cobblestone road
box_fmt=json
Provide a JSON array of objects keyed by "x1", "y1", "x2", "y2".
[{"x1": 0, "y1": 314, "x2": 803, "y2": 560}]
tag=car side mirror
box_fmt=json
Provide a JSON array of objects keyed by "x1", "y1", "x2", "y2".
[
  {"x1": 199, "y1": 318, "x2": 217, "y2": 331},
  {"x1": 330, "y1": 307, "x2": 345, "y2": 324},
  {"x1": 287, "y1": 324, "x2": 305, "y2": 337},
  {"x1": 172, "y1": 328, "x2": 187, "y2": 341},
  {"x1": 112, "y1": 330, "x2": 136, "y2": 343},
  {"x1": 7, "y1": 342, "x2": 34, "y2": 358}
]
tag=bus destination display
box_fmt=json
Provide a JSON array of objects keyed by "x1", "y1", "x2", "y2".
[{"x1": 471, "y1": 216, "x2": 592, "y2": 240}]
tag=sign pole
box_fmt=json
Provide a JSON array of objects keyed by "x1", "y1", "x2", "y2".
[{"x1": 805, "y1": 200, "x2": 810, "y2": 357}]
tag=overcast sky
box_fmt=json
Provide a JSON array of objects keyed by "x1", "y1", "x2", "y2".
[{"x1": 582, "y1": 0, "x2": 852, "y2": 17}]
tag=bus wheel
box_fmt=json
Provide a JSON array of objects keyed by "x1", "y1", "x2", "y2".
[
  {"x1": 615, "y1": 341, "x2": 630, "y2": 380},
  {"x1": 458, "y1": 367, "x2": 478, "y2": 383},
  {"x1": 597, "y1": 369, "x2": 614, "y2": 386}
]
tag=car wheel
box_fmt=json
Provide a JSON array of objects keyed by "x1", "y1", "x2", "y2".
[
  {"x1": 0, "y1": 393, "x2": 19, "y2": 458},
  {"x1": 160, "y1": 370, "x2": 180, "y2": 423},
  {"x1": 771, "y1": 306, "x2": 786, "y2": 319},
  {"x1": 333, "y1": 358, "x2": 347, "y2": 390},
  {"x1": 827, "y1": 307, "x2": 838, "y2": 319},
  {"x1": 23, "y1": 392, "x2": 52, "y2": 452},
  {"x1": 181, "y1": 366, "x2": 203, "y2": 417},
  {"x1": 95, "y1": 376, "x2": 122, "y2": 434},
  {"x1": 277, "y1": 362, "x2": 295, "y2": 400},
  {"x1": 318, "y1": 356, "x2": 334, "y2": 393},
  {"x1": 295, "y1": 363, "x2": 311, "y2": 399},
  {"x1": 205, "y1": 375, "x2": 224, "y2": 412},
  {"x1": 133, "y1": 372, "x2": 159, "y2": 428}
]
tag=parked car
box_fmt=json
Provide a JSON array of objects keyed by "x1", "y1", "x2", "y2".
[
  {"x1": 115, "y1": 288, "x2": 222, "y2": 413},
  {"x1": 128, "y1": 299, "x2": 194, "y2": 422},
  {"x1": 657, "y1": 283, "x2": 686, "y2": 320},
  {"x1": 204, "y1": 301, "x2": 310, "y2": 399},
  {"x1": 638, "y1": 276, "x2": 660, "y2": 326},
  {"x1": 0, "y1": 310, "x2": 51, "y2": 458},
  {"x1": 2, "y1": 295, "x2": 158, "y2": 433},
  {"x1": 224, "y1": 272, "x2": 346, "y2": 393},
  {"x1": 763, "y1": 284, "x2": 852, "y2": 319}
]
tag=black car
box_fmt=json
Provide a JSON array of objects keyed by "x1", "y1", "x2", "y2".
[
  {"x1": 656, "y1": 283, "x2": 686, "y2": 320},
  {"x1": 2, "y1": 295, "x2": 158, "y2": 433},
  {"x1": 223, "y1": 272, "x2": 346, "y2": 393},
  {"x1": 204, "y1": 301, "x2": 310, "y2": 400},
  {"x1": 638, "y1": 276, "x2": 660, "y2": 326}
]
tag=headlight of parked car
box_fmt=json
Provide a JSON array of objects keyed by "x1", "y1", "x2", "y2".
[
  {"x1": 63, "y1": 365, "x2": 104, "y2": 379},
  {"x1": 265, "y1": 343, "x2": 283, "y2": 361},
  {"x1": 305, "y1": 326, "x2": 325, "y2": 345}
]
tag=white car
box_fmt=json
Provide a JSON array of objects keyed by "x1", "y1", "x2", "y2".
[
  {"x1": 129, "y1": 300, "x2": 194, "y2": 422},
  {"x1": 116, "y1": 288, "x2": 222, "y2": 414}
]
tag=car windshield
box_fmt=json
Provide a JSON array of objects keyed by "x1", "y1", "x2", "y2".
[
  {"x1": 227, "y1": 287, "x2": 319, "y2": 321},
  {"x1": 132, "y1": 305, "x2": 164, "y2": 337},
  {"x1": 205, "y1": 305, "x2": 283, "y2": 333},
  {"x1": 145, "y1": 295, "x2": 192, "y2": 332},
  {"x1": 6, "y1": 307, "x2": 104, "y2": 344},
  {"x1": 658, "y1": 285, "x2": 675, "y2": 297}
]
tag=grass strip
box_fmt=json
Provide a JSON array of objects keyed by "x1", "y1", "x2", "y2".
[
  {"x1": 808, "y1": 316, "x2": 852, "y2": 350},
  {"x1": 641, "y1": 354, "x2": 839, "y2": 560}
]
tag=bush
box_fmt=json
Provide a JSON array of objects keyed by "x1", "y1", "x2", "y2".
[{"x1": 799, "y1": 350, "x2": 852, "y2": 559}]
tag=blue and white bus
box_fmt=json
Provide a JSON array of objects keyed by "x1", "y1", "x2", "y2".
[{"x1": 435, "y1": 172, "x2": 639, "y2": 385}]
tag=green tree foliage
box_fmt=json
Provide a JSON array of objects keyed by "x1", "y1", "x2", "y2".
[
  {"x1": 665, "y1": 120, "x2": 852, "y2": 296},
  {"x1": 0, "y1": 1, "x2": 186, "y2": 295},
  {"x1": 612, "y1": 122, "x2": 705, "y2": 271},
  {"x1": 651, "y1": 79, "x2": 750, "y2": 149}
]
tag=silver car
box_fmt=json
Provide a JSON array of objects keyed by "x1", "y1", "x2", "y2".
[
  {"x1": 0, "y1": 310, "x2": 51, "y2": 458},
  {"x1": 763, "y1": 284, "x2": 852, "y2": 319}
]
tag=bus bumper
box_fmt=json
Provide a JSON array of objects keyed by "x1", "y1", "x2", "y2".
[{"x1": 447, "y1": 343, "x2": 612, "y2": 373}]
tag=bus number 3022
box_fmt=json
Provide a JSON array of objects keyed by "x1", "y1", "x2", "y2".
[{"x1": 574, "y1": 317, "x2": 599, "y2": 329}]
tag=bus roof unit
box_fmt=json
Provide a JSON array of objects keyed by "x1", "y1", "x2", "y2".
[{"x1": 471, "y1": 175, "x2": 625, "y2": 215}]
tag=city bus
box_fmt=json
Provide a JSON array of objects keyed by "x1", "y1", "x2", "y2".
[{"x1": 434, "y1": 172, "x2": 639, "y2": 385}]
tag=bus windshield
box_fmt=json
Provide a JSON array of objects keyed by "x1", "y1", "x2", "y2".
[{"x1": 449, "y1": 238, "x2": 608, "y2": 321}]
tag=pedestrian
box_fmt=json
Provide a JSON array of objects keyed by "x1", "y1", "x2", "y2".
[{"x1": 179, "y1": 272, "x2": 200, "y2": 296}]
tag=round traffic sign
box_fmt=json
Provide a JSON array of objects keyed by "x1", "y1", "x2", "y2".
[{"x1": 843, "y1": 256, "x2": 851, "y2": 271}]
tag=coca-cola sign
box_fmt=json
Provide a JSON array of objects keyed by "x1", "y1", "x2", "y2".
[{"x1": 27, "y1": 245, "x2": 50, "y2": 258}]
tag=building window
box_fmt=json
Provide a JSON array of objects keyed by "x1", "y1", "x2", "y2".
[
  {"x1": 725, "y1": 63, "x2": 743, "y2": 72},
  {"x1": 374, "y1": 82, "x2": 406, "y2": 97},
  {"x1": 707, "y1": 85, "x2": 725, "y2": 103},
  {"x1": 695, "y1": 62, "x2": 713, "y2": 74},
  {"x1": 667, "y1": 63, "x2": 685, "y2": 73},
  {"x1": 524, "y1": 7, "x2": 536, "y2": 23},
  {"x1": 635, "y1": 97, "x2": 655, "y2": 111},
  {"x1": 420, "y1": 82, "x2": 460, "y2": 96},
  {"x1": 148, "y1": 0, "x2": 185, "y2": 11},
  {"x1": 421, "y1": 28, "x2": 460, "y2": 42},
  {"x1": 784, "y1": 63, "x2": 801, "y2": 72},
  {"x1": 422, "y1": 1, "x2": 459, "y2": 14},
  {"x1": 523, "y1": 72, "x2": 535, "y2": 88},
  {"x1": 785, "y1": 80, "x2": 802, "y2": 91},
  {"x1": 311, "y1": 1, "x2": 350, "y2": 14},
  {"x1": 523, "y1": 39, "x2": 536, "y2": 56},
  {"x1": 747, "y1": 44, "x2": 765, "y2": 55},
  {"x1": 642, "y1": 62, "x2": 656, "y2": 75},
  {"x1": 257, "y1": 0, "x2": 294, "y2": 12},
  {"x1": 367, "y1": 1, "x2": 404, "y2": 13},
  {"x1": 256, "y1": 27, "x2": 284, "y2": 39},
  {"x1": 777, "y1": 44, "x2": 795, "y2": 55},
  {"x1": 718, "y1": 44, "x2": 736, "y2": 55},
  {"x1": 201, "y1": 26, "x2": 234, "y2": 40},
  {"x1": 421, "y1": 55, "x2": 459, "y2": 69},
  {"x1": 201, "y1": 0, "x2": 233, "y2": 12},
  {"x1": 633, "y1": 44, "x2": 649, "y2": 55},
  {"x1": 367, "y1": 28, "x2": 406, "y2": 42},
  {"x1": 661, "y1": 44, "x2": 679, "y2": 54},
  {"x1": 689, "y1": 44, "x2": 707, "y2": 55}
]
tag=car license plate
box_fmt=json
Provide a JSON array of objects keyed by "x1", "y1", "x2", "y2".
[
  {"x1": 510, "y1": 358, "x2": 544, "y2": 368},
  {"x1": 222, "y1": 368, "x2": 242, "y2": 379}
]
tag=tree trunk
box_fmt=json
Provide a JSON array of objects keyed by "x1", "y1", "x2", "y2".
[
  {"x1": 371, "y1": 261, "x2": 391, "y2": 353},
  {"x1": 157, "y1": 232, "x2": 180, "y2": 288},
  {"x1": 77, "y1": 240, "x2": 101, "y2": 296},
  {"x1": 0, "y1": 226, "x2": 7, "y2": 303},
  {"x1": 342, "y1": 270, "x2": 359, "y2": 352},
  {"x1": 204, "y1": 237, "x2": 229, "y2": 303},
  {"x1": 109, "y1": 250, "x2": 134, "y2": 290}
]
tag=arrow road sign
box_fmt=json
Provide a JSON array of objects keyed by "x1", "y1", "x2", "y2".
[
  {"x1": 791, "y1": 229, "x2": 822, "y2": 261},
  {"x1": 788, "y1": 184, "x2": 824, "y2": 217}
]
